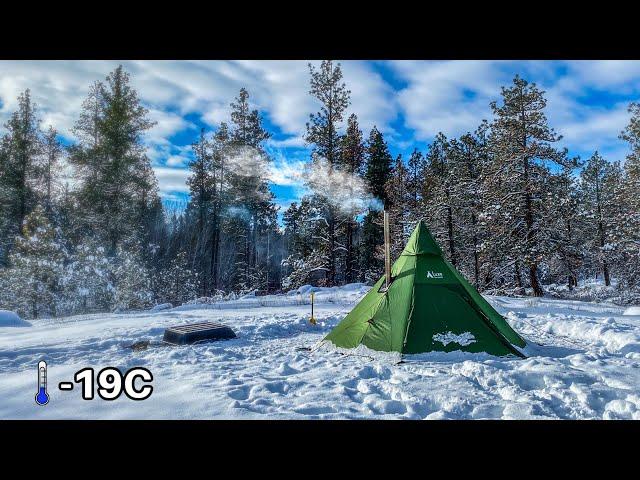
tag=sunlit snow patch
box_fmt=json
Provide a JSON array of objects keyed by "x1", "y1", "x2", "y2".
[
  {"x1": 433, "y1": 331, "x2": 476, "y2": 347},
  {"x1": 623, "y1": 306, "x2": 640, "y2": 316}
]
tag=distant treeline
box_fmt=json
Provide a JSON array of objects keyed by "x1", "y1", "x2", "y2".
[{"x1": 1, "y1": 62, "x2": 639, "y2": 319}]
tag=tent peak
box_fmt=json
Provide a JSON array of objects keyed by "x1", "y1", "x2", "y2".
[{"x1": 402, "y1": 220, "x2": 443, "y2": 256}]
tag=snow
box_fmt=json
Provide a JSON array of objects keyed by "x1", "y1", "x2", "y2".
[
  {"x1": 623, "y1": 306, "x2": 640, "y2": 316},
  {"x1": 0, "y1": 310, "x2": 31, "y2": 327},
  {"x1": 150, "y1": 303, "x2": 173, "y2": 312},
  {"x1": 2, "y1": 285, "x2": 640, "y2": 419}
]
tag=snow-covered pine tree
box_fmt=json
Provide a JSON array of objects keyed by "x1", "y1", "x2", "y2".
[
  {"x1": 547, "y1": 165, "x2": 586, "y2": 289},
  {"x1": 209, "y1": 123, "x2": 230, "y2": 292},
  {"x1": 359, "y1": 127, "x2": 393, "y2": 283},
  {"x1": 617, "y1": 103, "x2": 640, "y2": 296},
  {"x1": 304, "y1": 61, "x2": 351, "y2": 286},
  {"x1": 0, "y1": 90, "x2": 42, "y2": 266},
  {"x1": 281, "y1": 197, "x2": 329, "y2": 289},
  {"x1": 157, "y1": 250, "x2": 198, "y2": 306},
  {"x1": 68, "y1": 65, "x2": 158, "y2": 256},
  {"x1": 225, "y1": 88, "x2": 276, "y2": 293},
  {"x1": 63, "y1": 241, "x2": 115, "y2": 314},
  {"x1": 0, "y1": 133, "x2": 11, "y2": 265},
  {"x1": 40, "y1": 126, "x2": 63, "y2": 215},
  {"x1": 446, "y1": 130, "x2": 487, "y2": 287},
  {"x1": 579, "y1": 152, "x2": 623, "y2": 286},
  {"x1": 339, "y1": 113, "x2": 365, "y2": 283},
  {"x1": 186, "y1": 127, "x2": 214, "y2": 295},
  {"x1": 422, "y1": 133, "x2": 459, "y2": 266},
  {"x1": 385, "y1": 154, "x2": 412, "y2": 260},
  {"x1": 407, "y1": 148, "x2": 426, "y2": 217},
  {"x1": 0, "y1": 205, "x2": 66, "y2": 319},
  {"x1": 112, "y1": 245, "x2": 153, "y2": 311},
  {"x1": 487, "y1": 75, "x2": 577, "y2": 297}
]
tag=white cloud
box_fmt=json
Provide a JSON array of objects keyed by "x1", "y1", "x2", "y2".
[
  {"x1": 165, "y1": 155, "x2": 190, "y2": 167},
  {"x1": 2, "y1": 59, "x2": 639, "y2": 202},
  {"x1": 153, "y1": 167, "x2": 191, "y2": 193},
  {"x1": 388, "y1": 60, "x2": 508, "y2": 140},
  {"x1": 564, "y1": 61, "x2": 640, "y2": 91}
]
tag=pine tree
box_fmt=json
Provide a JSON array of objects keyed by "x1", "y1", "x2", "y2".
[
  {"x1": 487, "y1": 75, "x2": 577, "y2": 296},
  {"x1": 186, "y1": 128, "x2": 214, "y2": 295},
  {"x1": 422, "y1": 133, "x2": 459, "y2": 266},
  {"x1": 0, "y1": 206, "x2": 66, "y2": 319},
  {"x1": 385, "y1": 154, "x2": 412, "y2": 259},
  {"x1": 112, "y1": 245, "x2": 153, "y2": 311},
  {"x1": 339, "y1": 114, "x2": 365, "y2": 283},
  {"x1": 447, "y1": 131, "x2": 486, "y2": 286},
  {"x1": 407, "y1": 148, "x2": 425, "y2": 215},
  {"x1": 209, "y1": 122, "x2": 230, "y2": 292},
  {"x1": 41, "y1": 126, "x2": 63, "y2": 214},
  {"x1": 69, "y1": 65, "x2": 157, "y2": 255},
  {"x1": 617, "y1": 103, "x2": 640, "y2": 295},
  {"x1": 0, "y1": 90, "x2": 42, "y2": 264},
  {"x1": 281, "y1": 197, "x2": 328, "y2": 289},
  {"x1": 304, "y1": 61, "x2": 351, "y2": 286},
  {"x1": 549, "y1": 166, "x2": 585, "y2": 289},
  {"x1": 63, "y1": 241, "x2": 115, "y2": 314},
  {"x1": 225, "y1": 88, "x2": 275, "y2": 292},
  {"x1": 359, "y1": 127, "x2": 393, "y2": 282},
  {"x1": 157, "y1": 250, "x2": 198, "y2": 306},
  {"x1": 364, "y1": 126, "x2": 393, "y2": 205},
  {"x1": 579, "y1": 152, "x2": 622, "y2": 286}
]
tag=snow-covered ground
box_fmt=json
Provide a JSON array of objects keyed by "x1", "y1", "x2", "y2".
[{"x1": 2, "y1": 284, "x2": 640, "y2": 420}]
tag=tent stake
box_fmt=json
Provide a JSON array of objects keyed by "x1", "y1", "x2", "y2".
[{"x1": 310, "y1": 292, "x2": 316, "y2": 325}]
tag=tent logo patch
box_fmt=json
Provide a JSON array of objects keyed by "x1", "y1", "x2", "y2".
[
  {"x1": 433, "y1": 331, "x2": 476, "y2": 347},
  {"x1": 426, "y1": 271, "x2": 443, "y2": 279}
]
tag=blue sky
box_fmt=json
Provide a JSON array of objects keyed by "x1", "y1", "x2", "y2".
[{"x1": 1, "y1": 60, "x2": 639, "y2": 217}]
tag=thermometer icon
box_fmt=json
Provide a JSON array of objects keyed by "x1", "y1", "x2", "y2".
[{"x1": 35, "y1": 361, "x2": 50, "y2": 406}]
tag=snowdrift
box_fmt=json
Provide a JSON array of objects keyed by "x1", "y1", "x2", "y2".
[{"x1": 0, "y1": 310, "x2": 31, "y2": 327}]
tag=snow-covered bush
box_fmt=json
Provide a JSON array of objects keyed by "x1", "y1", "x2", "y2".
[
  {"x1": 112, "y1": 246, "x2": 153, "y2": 311},
  {"x1": 281, "y1": 254, "x2": 327, "y2": 290},
  {"x1": 62, "y1": 241, "x2": 115, "y2": 314},
  {"x1": 0, "y1": 206, "x2": 66, "y2": 319},
  {"x1": 155, "y1": 251, "x2": 198, "y2": 307}
]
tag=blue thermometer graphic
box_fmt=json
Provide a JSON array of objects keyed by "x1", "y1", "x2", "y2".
[{"x1": 35, "y1": 361, "x2": 50, "y2": 406}]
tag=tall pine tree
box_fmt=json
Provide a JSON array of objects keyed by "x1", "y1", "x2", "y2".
[
  {"x1": 487, "y1": 76, "x2": 577, "y2": 296},
  {"x1": 304, "y1": 61, "x2": 351, "y2": 285}
]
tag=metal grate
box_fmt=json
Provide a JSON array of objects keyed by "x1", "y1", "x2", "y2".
[{"x1": 163, "y1": 321, "x2": 236, "y2": 345}]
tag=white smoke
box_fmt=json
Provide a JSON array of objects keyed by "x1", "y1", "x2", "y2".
[
  {"x1": 224, "y1": 205, "x2": 252, "y2": 220},
  {"x1": 221, "y1": 145, "x2": 273, "y2": 203},
  {"x1": 222, "y1": 146, "x2": 383, "y2": 215},
  {"x1": 268, "y1": 155, "x2": 382, "y2": 214},
  {"x1": 305, "y1": 156, "x2": 383, "y2": 214},
  {"x1": 222, "y1": 145, "x2": 270, "y2": 179}
]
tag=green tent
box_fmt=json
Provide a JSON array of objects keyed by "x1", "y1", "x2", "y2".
[{"x1": 323, "y1": 220, "x2": 527, "y2": 357}]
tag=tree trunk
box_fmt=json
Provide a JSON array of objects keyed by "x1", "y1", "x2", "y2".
[
  {"x1": 471, "y1": 212, "x2": 480, "y2": 288},
  {"x1": 326, "y1": 204, "x2": 336, "y2": 286},
  {"x1": 345, "y1": 218, "x2": 353, "y2": 283},
  {"x1": 447, "y1": 205, "x2": 456, "y2": 267},
  {"x1": 520, "y1": 90, "x2": 543, "y2": 297},
  {"x1": 598, "y1": 220, "x2": 611, "y2": 286},
  {"x1": 514, "y1": 262, "x2": 525, "y2": 296}
]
